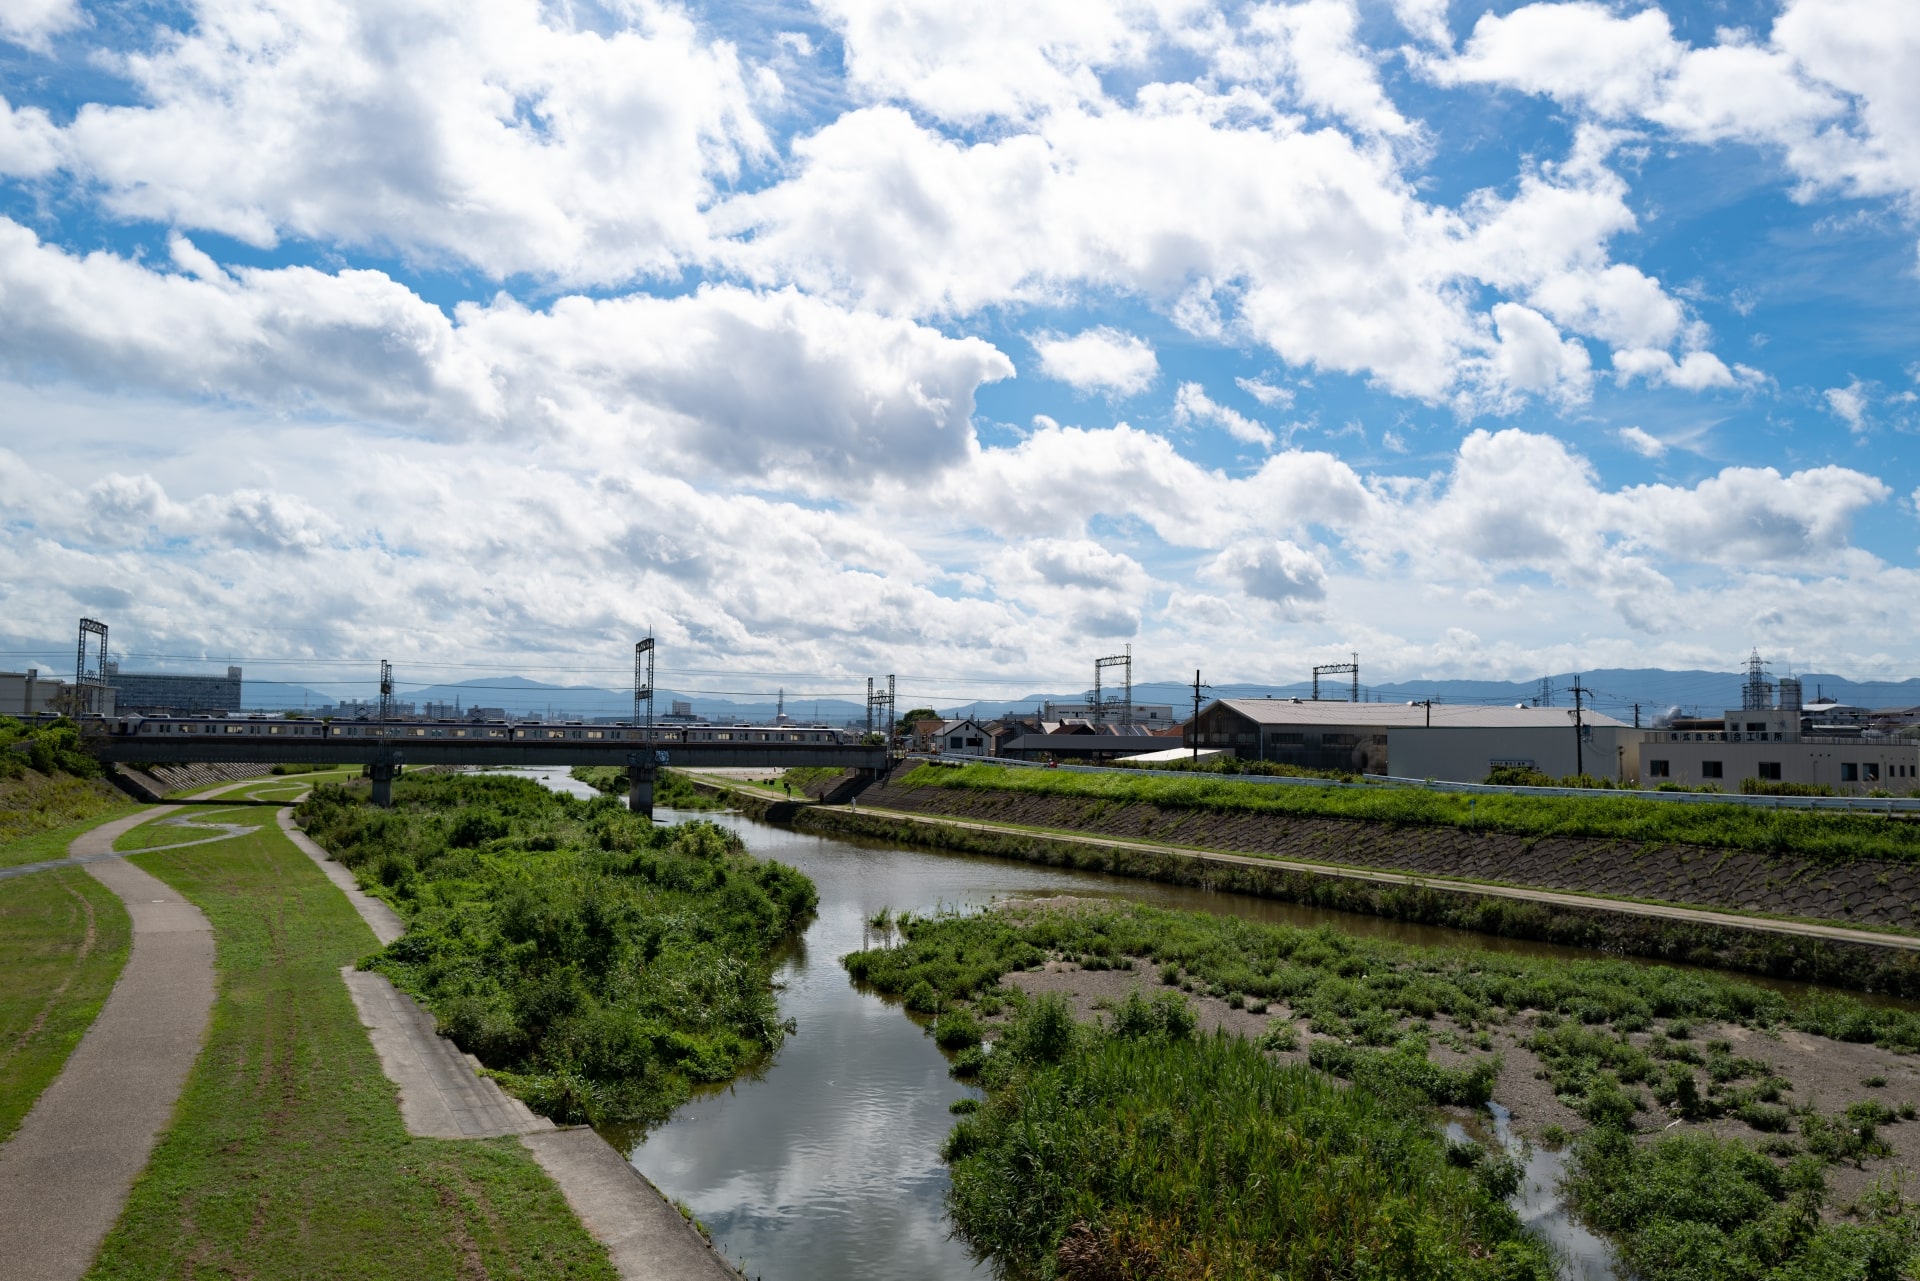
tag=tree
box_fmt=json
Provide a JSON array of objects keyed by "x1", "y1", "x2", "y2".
[{"x1": 896, "y1": 707, "x2": 939, "y2": 735}]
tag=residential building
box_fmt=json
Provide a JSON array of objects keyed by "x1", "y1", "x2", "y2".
[{"x1": 936, "y1": 717, "x2": 993, "y2": 757}]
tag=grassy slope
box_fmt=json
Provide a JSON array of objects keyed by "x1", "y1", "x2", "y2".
[
  {"x1": 907, "y1": 763, "x2": 1920, "y2": 864},
  {"x1": 570, "y1": 764, "x2": 727, "y2": 810},
  {"x1": 0, "y1": 867, "x2": 132, "y2": 1145},
  {"x1": 87, "y1": 820, "x2": 616, "y2": 1280},
  {"x1": 0, "y1": 771, "x2": 141, "y2": 868}
]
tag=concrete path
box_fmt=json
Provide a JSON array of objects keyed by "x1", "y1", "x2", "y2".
[
  {"x1": 843, "y1": 803, "x2": 1920, "y2": 953},
  {"x1": 283, "y1": 812, "x2": 741, "y2": 1279},
  {"x1": 340, "y1": 968, "x2": 553, "y2": 1139},
  {"x1": 0, "y1": 810, "x2": 217, "y2": 1281},
  {"x1": 523, "y1": 1129, "x2": 741, "y2": 1281}
]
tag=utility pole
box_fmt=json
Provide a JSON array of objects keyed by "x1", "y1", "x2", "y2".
[
  {"x1": 1570, "y1": 677, "x2": 1590, "y2": 778},
  {"x1": 1189, "y1": 670, "x2": 1210, "y2": 763},
  {"x1": 1416, "y1": 698, "x2": 1433, "y2": 728},
  {"x1": 1633, "y1": 702, "x2": 1641, "y2": 729}
]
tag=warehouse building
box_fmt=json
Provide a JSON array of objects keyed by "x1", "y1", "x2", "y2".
[
  {"x1": 1186, "y1": 698, "x2": 1641, "y2": 784},
  {"x1": 0, "y1": 669, "x2": 114, "y2": 717}
]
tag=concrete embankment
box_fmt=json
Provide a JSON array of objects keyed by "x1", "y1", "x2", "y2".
[{"x1": 696, "y1": 771, "x2": 1920, "y2": 997}]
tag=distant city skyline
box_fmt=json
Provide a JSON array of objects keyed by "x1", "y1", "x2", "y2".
[{"x1": 2, "y1": 1, "x2": 1917, "y2": 685}]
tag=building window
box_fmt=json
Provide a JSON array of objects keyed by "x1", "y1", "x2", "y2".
[
  {"x1": 1759, "y1": 762, "x2": 1782, "y2": 781},
  {"x1": 1746, "y1": 722, "x2": 1766, "y2": 733},
  {"x1": 1867, "y1": 763, "x2": 1880, "y2": 782},
  {"x1": 1702, "y1": 761, "x2": 1723, "y2": 779},
  {"x1": 1648, "y1": 760, "x2": 1670, "y2": 778},
  {"x1": 1271, "y1": 732, "x2": 1304, "y2": 745},
  {"x1": 1842, "y1": 763, "x2": 1859, "y2": 782}
]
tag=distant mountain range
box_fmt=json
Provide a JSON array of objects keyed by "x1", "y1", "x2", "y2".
[{"x1": 234, "y1": 667, "x2": 1920, "y2": 723}]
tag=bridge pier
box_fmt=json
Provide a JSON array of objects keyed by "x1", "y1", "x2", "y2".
[
  {"x1": 369, "y1": 754, "x2": 402, "y2": 808},
  {"x1": 626, "y1": 754, "x2": 657, "y2": 821}
]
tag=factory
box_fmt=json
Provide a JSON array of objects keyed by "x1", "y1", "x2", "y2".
[
  {"x1": 1640, "y1": 675, "x2": 1919, "y2": 795},
  {"x1": 1185, "y1": 698, "x2": 1642, "y2": 785}
]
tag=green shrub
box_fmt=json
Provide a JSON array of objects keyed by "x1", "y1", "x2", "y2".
[
  {"x1": 1568, "y1": 1127, "x2": 1920, "y2": 1278},
  {"x1": 945, "y1": 1001, "x2": 1554, "y2": 1280},
  {"x1": 296, "y1": 774, "x2": 815, "y2": 1126}
]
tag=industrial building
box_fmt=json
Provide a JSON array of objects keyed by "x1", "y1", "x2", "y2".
[
  {"x1": 1640, "y1": 675, "x2": 1919, "y2": 794},
  {"x1": 0, "y1": 670, "x2": 113, "y2": 718},
  {"x1": 105, "y1": 662, "x2": 242, "y2": 715},
  {"x1": 1186, "y1": 698, "x2": 1641, "y2": 784}
]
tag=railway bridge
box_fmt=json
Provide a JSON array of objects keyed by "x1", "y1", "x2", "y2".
[{"x1": 87, "y1": 718, "x2": 889, "y2": 815}]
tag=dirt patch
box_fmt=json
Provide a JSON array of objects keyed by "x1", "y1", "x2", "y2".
[{"x1": 1002, "y1": 950, "x2": 1920, "y2": 1197}]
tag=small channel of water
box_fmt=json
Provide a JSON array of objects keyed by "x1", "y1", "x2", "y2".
[{"x1": 486, "y1": 770, "x2": 1911, "y2": 1280}]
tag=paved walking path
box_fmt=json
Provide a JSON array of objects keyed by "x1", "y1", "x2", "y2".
[
  {"x1": 0, "y1": 809, "x2": 216, "y2": 1281},
  {"x1": 842, "y1": 803, "x2": 1920, "y2": 953},
  {"x1": 282, "y1": 811, "x2": 740, "y2": 1279}
]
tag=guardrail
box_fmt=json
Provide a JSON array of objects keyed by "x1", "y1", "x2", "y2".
[{"x1": 900, "y1": 754, "x2": 1920, "y2": 815}]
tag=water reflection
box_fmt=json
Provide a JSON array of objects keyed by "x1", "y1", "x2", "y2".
[{"x1": 476, "y1": 773, "x2": 1907, "y2": 1280}]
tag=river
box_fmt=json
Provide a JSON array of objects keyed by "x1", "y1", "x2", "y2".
[{"x1": 481, "y1": 768, "x2": 1806, "y2": 1279}]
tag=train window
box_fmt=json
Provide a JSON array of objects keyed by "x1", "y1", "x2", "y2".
[{"x1": 587, "y1": 731, "x2": 603, "y2": 739}]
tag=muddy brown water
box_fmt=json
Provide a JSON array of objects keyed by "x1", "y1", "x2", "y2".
[{"x1": 486, "y1": 772, "x2": 1917, "y2": 1280}]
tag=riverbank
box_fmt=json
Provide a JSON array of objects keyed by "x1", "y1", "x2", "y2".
[{"x1": 679, "y1": 767, "x2": 1920, "y2": 997}]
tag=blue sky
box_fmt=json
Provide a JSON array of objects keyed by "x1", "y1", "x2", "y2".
[{"x1": 0, "y1": 0, "x2": 1916, "y2": 702}]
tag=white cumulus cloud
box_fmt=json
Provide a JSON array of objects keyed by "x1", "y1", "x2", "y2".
[
  {"x1": 1031, "y1": 327, "x2": 1158, "y2": 395},
  {"x1": 1173, "y1": 382, "x2": 1274, "y2": 448}
]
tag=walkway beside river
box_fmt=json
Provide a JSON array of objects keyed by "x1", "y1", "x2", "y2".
[{"x1": 0, "y1": 808, "x2": 215, "y2": 1281}]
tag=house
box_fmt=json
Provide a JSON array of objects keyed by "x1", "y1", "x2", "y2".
[{"x1": 936, "y1": 718, "x2": 993, "y2": 757}]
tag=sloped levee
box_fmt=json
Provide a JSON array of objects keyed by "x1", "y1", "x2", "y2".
[{"x1": 700, "y1": 771, "x2": 1920, "y2": 997}]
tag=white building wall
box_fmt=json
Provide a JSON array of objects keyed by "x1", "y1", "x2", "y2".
[
  {"x1": 1387, "y1": 725, "x2": 1643, "y2": 784},
  {"x1": 1641, "y1": 734, "x2": 1920, "y2": 795}
]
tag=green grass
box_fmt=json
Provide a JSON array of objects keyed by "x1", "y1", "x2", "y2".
[
  {"x1": 110, "y1": 808, "x2": 263, "y2": 853},
  {"x1": 87, "y1": 809, "x2": 617, "y2": 1279},
  {"x1": 0, "y1": 767, "x2": 141, "y2": 867},
  {"x1": 0, "y1": 800, "x2": 146, "y2": 869},
  {"x1": 905, "y1": 762, "x2": 1920, "y2": 864},
  {"x1": 845, "y1": 900, "x2": 1920, "y2": 1125},
  {"x1": 0, "y1": 867, "x2": 132, "y2": 1145},
  {"x1": 298, "y1": 773, "x2": 815, "y2": 1125},
  {"x1": 1568, "y1": 1124, "x2": 1920, "y2": 1279},
  {"x1": 940, "y1": 994, "x2": 1552, "y2": 1280}
]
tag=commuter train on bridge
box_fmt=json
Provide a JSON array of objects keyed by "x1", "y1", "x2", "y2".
[{"x1": 97, "y1": 715, "x2": 866, "y2": 747}]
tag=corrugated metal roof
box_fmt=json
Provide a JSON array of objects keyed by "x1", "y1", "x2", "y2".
[{"x1": 1210, "y1": 698, "x2": 1629, "y2": 730}]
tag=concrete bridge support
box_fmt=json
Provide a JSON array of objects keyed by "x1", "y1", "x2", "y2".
[
  {"x1": 370, "y1": 755, "x2": 401, "y2": 808},
  {"x1": 626, "y1": 754, "x2": 657, "y2": 821}
]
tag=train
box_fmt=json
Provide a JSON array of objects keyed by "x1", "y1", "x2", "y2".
[{"x1": 97, "y1": 715, "x2": 866, "y2": 747}]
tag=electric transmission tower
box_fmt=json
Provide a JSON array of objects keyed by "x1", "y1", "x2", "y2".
[
  {"x1": 74, "y1": 618, "x2": 109, "y2": 715},
  {"x1": 866, "y1": 675, "x2": 895, "y2": 739},
  {"x1": 1312, "y1": 652, "x2": 1359, "y2": 703},
  {"x1": 378, "y1": 659, "x2": 394, "y2": 723},
  {"x1": 634, "y1": 637, "x2": 655, "y2": 730},
  {"x1": 1093, "y1": 645, "x2": 1133, "y2": 730}
]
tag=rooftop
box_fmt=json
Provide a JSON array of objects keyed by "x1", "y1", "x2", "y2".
[{"x1": 1212, "y1": 698, "x2": 1630, "y2": 730}]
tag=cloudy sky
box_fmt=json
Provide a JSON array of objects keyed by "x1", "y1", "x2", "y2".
[{"x1": 1, "y1": 0, "x2": 1917, "y2": 702}]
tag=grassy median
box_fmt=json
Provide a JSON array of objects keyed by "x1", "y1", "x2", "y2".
[
  {"x1": 906, "y1": 762, "x2": 1920, "y2": 863},
  {"x1": 86, "y1": 816, "x2": 616, "y2": 1279},
  {"x1": 0, "y1": 867, "x2": 132, "y2": 1145}
]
